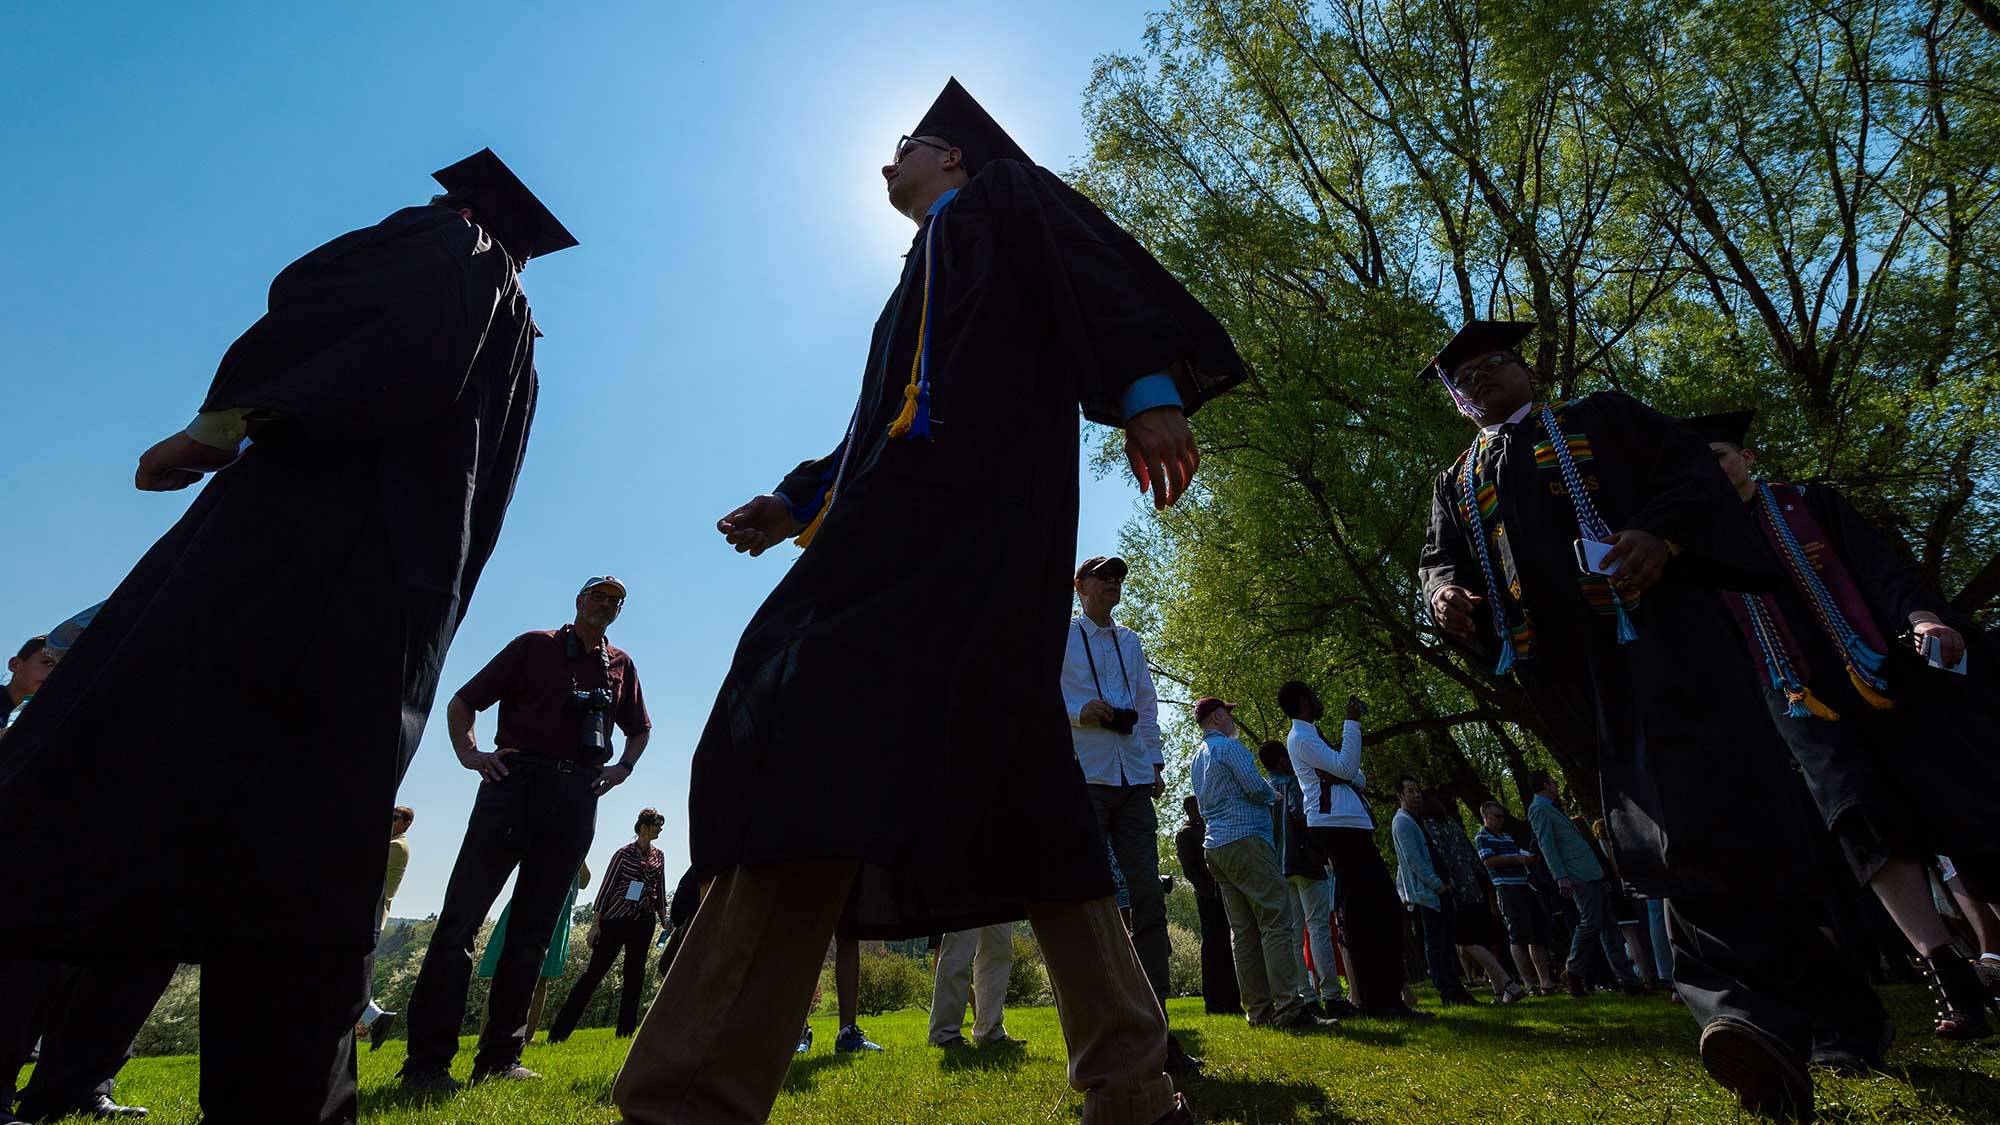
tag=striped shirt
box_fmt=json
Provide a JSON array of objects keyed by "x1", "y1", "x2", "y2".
[
  {"x1": 1474, "y1": 827, "x2": 1533, "y2": 887},
  {"x1": 1191, "y1": 731, "x2": 1276, "y2": 849},
  {"x1": 593, "y1": 841, "x2": 667, "y2": 923}
]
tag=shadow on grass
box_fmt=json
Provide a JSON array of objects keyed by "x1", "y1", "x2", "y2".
[
  {"x1": 938, "y1": 1042, "x2": 1032, "y2": 1074},
  {"x1": 779, "y1": 1052, "x2": 856, "y2": 1095},
  {"x1": 358, "y1": 1080, "x2": 465, "y2": 1118},
  {"x1": 1894, "y1": 1061, "x2": 2000, "y2": 1120},
  {"x1": 1183, "y1": 1076, "x2": 1358, "y2": 1123}
]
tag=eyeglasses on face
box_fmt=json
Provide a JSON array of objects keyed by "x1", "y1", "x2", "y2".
[
  {"x1": 1448, "y1": 351, "x2": 1515, "y2": 389},
  {"x1": 894, "y1": 135, "x2": 953, "y2": 165},
  {"x1": 583, "y1": 591, "x2": 625, "y2": 606}
]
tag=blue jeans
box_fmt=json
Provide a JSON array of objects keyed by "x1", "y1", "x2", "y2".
[
  {"x1": 1567, "y1": 878, "x2": 1637, "y2": 985},
  {"x1": 1645, "y1": 899, "x2": 1674, "y2": 983}
]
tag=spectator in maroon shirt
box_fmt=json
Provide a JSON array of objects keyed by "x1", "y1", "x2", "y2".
[{"x1": 400, "y1": 576, "x2": 653, "y2": 1092}]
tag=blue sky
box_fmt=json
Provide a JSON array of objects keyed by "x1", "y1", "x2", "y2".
[{"x1": 0, "y1": 1, "x2": 1171, "y2": 919}]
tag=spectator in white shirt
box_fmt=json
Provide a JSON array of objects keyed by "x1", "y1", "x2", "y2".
[
  {"x1": 1280, "y1": 681, "x2": 1427, "y2": 1020},
  {"x1": 1063, "y1": 556, "x2": 1197, "y2": 1073}
]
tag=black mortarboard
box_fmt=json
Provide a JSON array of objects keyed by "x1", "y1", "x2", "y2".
[
  {"x1": 910, "y1": 78, "x2": 1032, "y2": 175},
  {"x1": 431, "y1": 148, "x2": 578, "y2": 264},
  {"x1": 1681, "y1": 409, "x2": 1757, "y2": 448},
  {"x1": 1418, "y1": 320, "x2": 1537, "y2": 383}
]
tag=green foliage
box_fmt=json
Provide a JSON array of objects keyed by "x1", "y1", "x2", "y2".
[
  {"x1": 1165, "y1": 921, "x2": 1203, "y2": 999},
  {"x1": 1077, "y1": 0, "x2": 2000, "y2": 811},
  {"x1": 1004, "y1": 932, "x2": 1052, "y2": 1008},
  {"x1": 815, "y1": 942, "x2": 932, "y2": 1017}
]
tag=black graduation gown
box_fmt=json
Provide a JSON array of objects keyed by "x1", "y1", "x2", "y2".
[
  {"x1": 1732, "y1": 484, "x2": 2000, "y2": 886},
  {"x1": 1417, "y1": 392, "x2": 1814, "y2": 898},
  {"x1": 0, "y1": 206, "x2": 537, "y2": 961},
  {"x1": 687, "y1": 161, "x2": 1242, "y2": 940}
]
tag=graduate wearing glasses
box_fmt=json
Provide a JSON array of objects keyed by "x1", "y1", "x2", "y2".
[{"x1": 1415, "y1": 322, "x2": 1885, "y2": 1121}]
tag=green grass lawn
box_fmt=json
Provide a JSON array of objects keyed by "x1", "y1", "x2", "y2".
[{"x1": 38, "y1": 986, "x2": 2000, "y2": 1123}]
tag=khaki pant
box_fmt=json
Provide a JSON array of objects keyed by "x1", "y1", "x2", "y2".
[
  {"x1": 929, "y1": 923, "x2": 1016, "y2": 1044},
  {"x1": 1205, "y1": 836, "x2": 1306, "y2": 1025},
  {"x1": 611, "y1": 859, "x2": 1174, "y2": 1125}
]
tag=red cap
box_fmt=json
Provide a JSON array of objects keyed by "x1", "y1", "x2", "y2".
[{"x1": 1192, "y1": 697, "x2": 1235, "y2": 724}]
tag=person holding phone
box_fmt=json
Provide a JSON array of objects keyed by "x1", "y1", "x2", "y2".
[
  {"x1": 1416, "y1": 321, "x2": 1884, "y2": 1121},
  {"x1": 1688, "y1": 408, "x2": 2000, "y2": 1039}
]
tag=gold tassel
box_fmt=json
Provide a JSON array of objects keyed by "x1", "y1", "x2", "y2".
[
  {"x1": 1798, "y1": 688, "x2": 1842, "y2": 722},
  {"x1": 885, "y1": 381, "x2": 921, "y2": 440},
  {"x1": 1848, "y1": 666, "x2": 1895, "y2": 711},
  {"x1": 793, "y1": 487, "x2": 835, "y2": 548}
]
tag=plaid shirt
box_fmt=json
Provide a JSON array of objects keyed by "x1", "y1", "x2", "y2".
[{"x1": 1191, "y1": 731, "x2": 1277, "y2": 849}]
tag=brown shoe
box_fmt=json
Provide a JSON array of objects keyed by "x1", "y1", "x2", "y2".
[
  {"x1": 1150, "y1": 1093, "x2": 1195, "y2": 1124},
  {"x1": 1563, "y1": 970, "x2": 1588, "y2": 998},
  {"x1": 1699, "y1": 1018, "x2": 1812, "y2": 1121}
]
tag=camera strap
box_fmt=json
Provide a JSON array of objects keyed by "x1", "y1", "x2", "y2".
[
  {"x1": 1077, "y1": 621, "x2": 1132, "y2": 704},
  {"x1": 563, "y1": 624, "x2": 614, "y2": 693}
]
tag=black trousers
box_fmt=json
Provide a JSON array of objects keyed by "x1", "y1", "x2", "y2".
[
  {"x1": 403, "y1": 759, "x2": 598, "y2": 1075},
  {"x1": 198, "y1": 946, "x2": 371, "y2": 1125},
  {"x1": 549, "y1": 915, "x2": 656, "y2": 1039},
  {"x1": 1, "y1": 959, "x2": 173, "y2": 1117},
  {"x1": 1668, "y1": 895, "x2": 1886, "y2": 1061},
  {"x1": 1309, "y1": 826, "x2": 1407, "y2": 1013},
  {"x1": 1412, "y1": 902, "x2": 1464, "y2": 998},
  {"x1": 1192, "y1": 891, "x2": 1241, "y2": 1014}
]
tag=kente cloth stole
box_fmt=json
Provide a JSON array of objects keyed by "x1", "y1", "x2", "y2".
[
  {"x1": 1726, "y1": 482, "x2": 1895, "y2": 716},
  {"x1": 794, "y1": 210, "x2": 946, "y2": 548},
  {"x1": 1454, "y1": 402, "x2": 1637, "y2": 675}
]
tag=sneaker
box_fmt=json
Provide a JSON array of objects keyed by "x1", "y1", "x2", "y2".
[
  {"x1": 398, "y1": 1067, "x2": 463, "y2": 1095},
  {"x1": 469, "y1": 1062, "x2": 541, "y2": 1083},
  {"x1": 795, "y1": 1024, "x2": 814, "y2": 1054},
  {"x1": 1699, "y1": 1018, "x2": 1812, "y2": 1122},
  {"x1": 933, "y1": 1035, "x2": 971, "y2": 1050},
  {"x1": 367, "y1": 1011, "x2": 398, "y2": 1052},
  {"x1": 975, "y1": 1034, "x2": 1029, "y2": 1048},
  {"x1": 834, "y1": 1023, "x2": 884, "y2": 1053}
]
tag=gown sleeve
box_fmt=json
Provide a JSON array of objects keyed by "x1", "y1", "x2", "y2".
[
  {"x1": 977, "y1": 161, "x2": 1245, "y2": 426},
  {"x1": 1600, "y1": 393, "x2": 1781, "y2": 592},
  {"x1": 198, "y1": 208, "x2": 513, "y2": 442},
  {"x1": 1418, "y1": 465, "x2": 1498, "y2": 664},
  {"x1": 774, "y1": 449, "x2": 844, "y2": 527}
]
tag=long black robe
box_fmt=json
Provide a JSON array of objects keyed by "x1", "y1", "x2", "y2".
[
  {"x1": 1729, "y1": 483, "x2": 2000, "y2": 889},
  {"x1": 0, "y1": 205, "x2": 537, "y2": 960},
  {"x1": 1417, "y1": 392, "x2": 1814, "y2": 897},
  {"x1": 688, "y1": 161, "x2": 1242, "y2": 939}
]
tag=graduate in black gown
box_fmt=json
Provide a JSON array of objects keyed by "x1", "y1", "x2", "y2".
[
  {"x1": 0, "y1": 149, "x2": 570, "y2": 1124},
  {"x1": 1416, "y1": 322, "x2": 1885, "y2": 1121},
  {"x1": 1689, "y1": 408, "x2": 2000, "y2": 1039},
  {"x1": 609, "y1": 80, "x2": 1241, "y2": 1125}
]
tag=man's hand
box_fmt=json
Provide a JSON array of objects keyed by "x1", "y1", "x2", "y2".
[
  {"x1": 1557, "y1": 876, "x2": 1576, "y2": 897},
  {"x1": 717, "y1": 494, "x2": 802, "y2": 557},
  {"x1": 587, "y1": 922, "x2": 602, "y2": 946},
  {"x1": 456, "y1": 745, "x2": 516, "y2": 782},
  {"x1": 1601, "y1": 529, "x2": 1671, "y2": 597},
  {"x1": 592, "y1": 762, "x2": 633, "y2": 797},
  {"x1": 1124, "y1": 406, "x2": 1198, "y2": 511},
  {"x1": 1429, "y1": 585, "x2": 1484, "y2": 640},
  {"x1": 1911, "y1": 617, "x2": 1966, "y2": 668},
  {"x1": 1078, "y1": 700, "x2": 1115, "y2": 728},
  {"x1": 1152, "y1": 765, "x2": 1167, "y2": 800},
  {"x1": 1345, "y1": 695, "x2": 1365, "y2": 723},
  {"x1": 135, "y1": 432, "x2": 240, "y2": 492}
]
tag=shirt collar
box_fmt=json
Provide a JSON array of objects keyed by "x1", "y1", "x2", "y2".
[
  {"x1": 1076, "y1": 614, "x2": 1118, "y2": 636},
  {"x1": 927, "y1": 187, "x2": 960, "y2": 217},
  {"x1": 1480, "y1": 400, "x2": 1535, "y2": 435},
  {"x1": 1531, "y1": 794, "x2": 1557, "y2": 809},
  {"x1": 1201, "y1": 729, "x2": 1233, "y2": 745}
]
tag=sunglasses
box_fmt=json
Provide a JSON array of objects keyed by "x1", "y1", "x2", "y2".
[
  {"x1": 640, "y1": 816, "x2": 665, "y2": 827},
  {"x1": 583, "y1": 591, "x2": 625, "y2": 605}
]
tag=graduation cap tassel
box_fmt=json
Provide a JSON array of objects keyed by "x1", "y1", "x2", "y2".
[
  {"x1": 1848, "y1": 666, "x2": 1896, "y2": 711},
  {"x1": 1493, "y1": 637, "x2": 1516, "y2": 676},
  {"x1": 1613, "y1": 601, "x2": 1638, "y2": 644},
  {"x1": 794, "y1": 487, "x2": 835, "y2": 549}
]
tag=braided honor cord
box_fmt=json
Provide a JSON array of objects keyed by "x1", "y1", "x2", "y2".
[
  {"x1": 1753, "y1": 483, "x2": 1892, "y2": 707},
  {"x1": 1540, "y1": 406, "x2": 1637, "y2": 644},
  {"x1": 1455, "y1": 435, "x2": 1517, "y2": 674}
]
